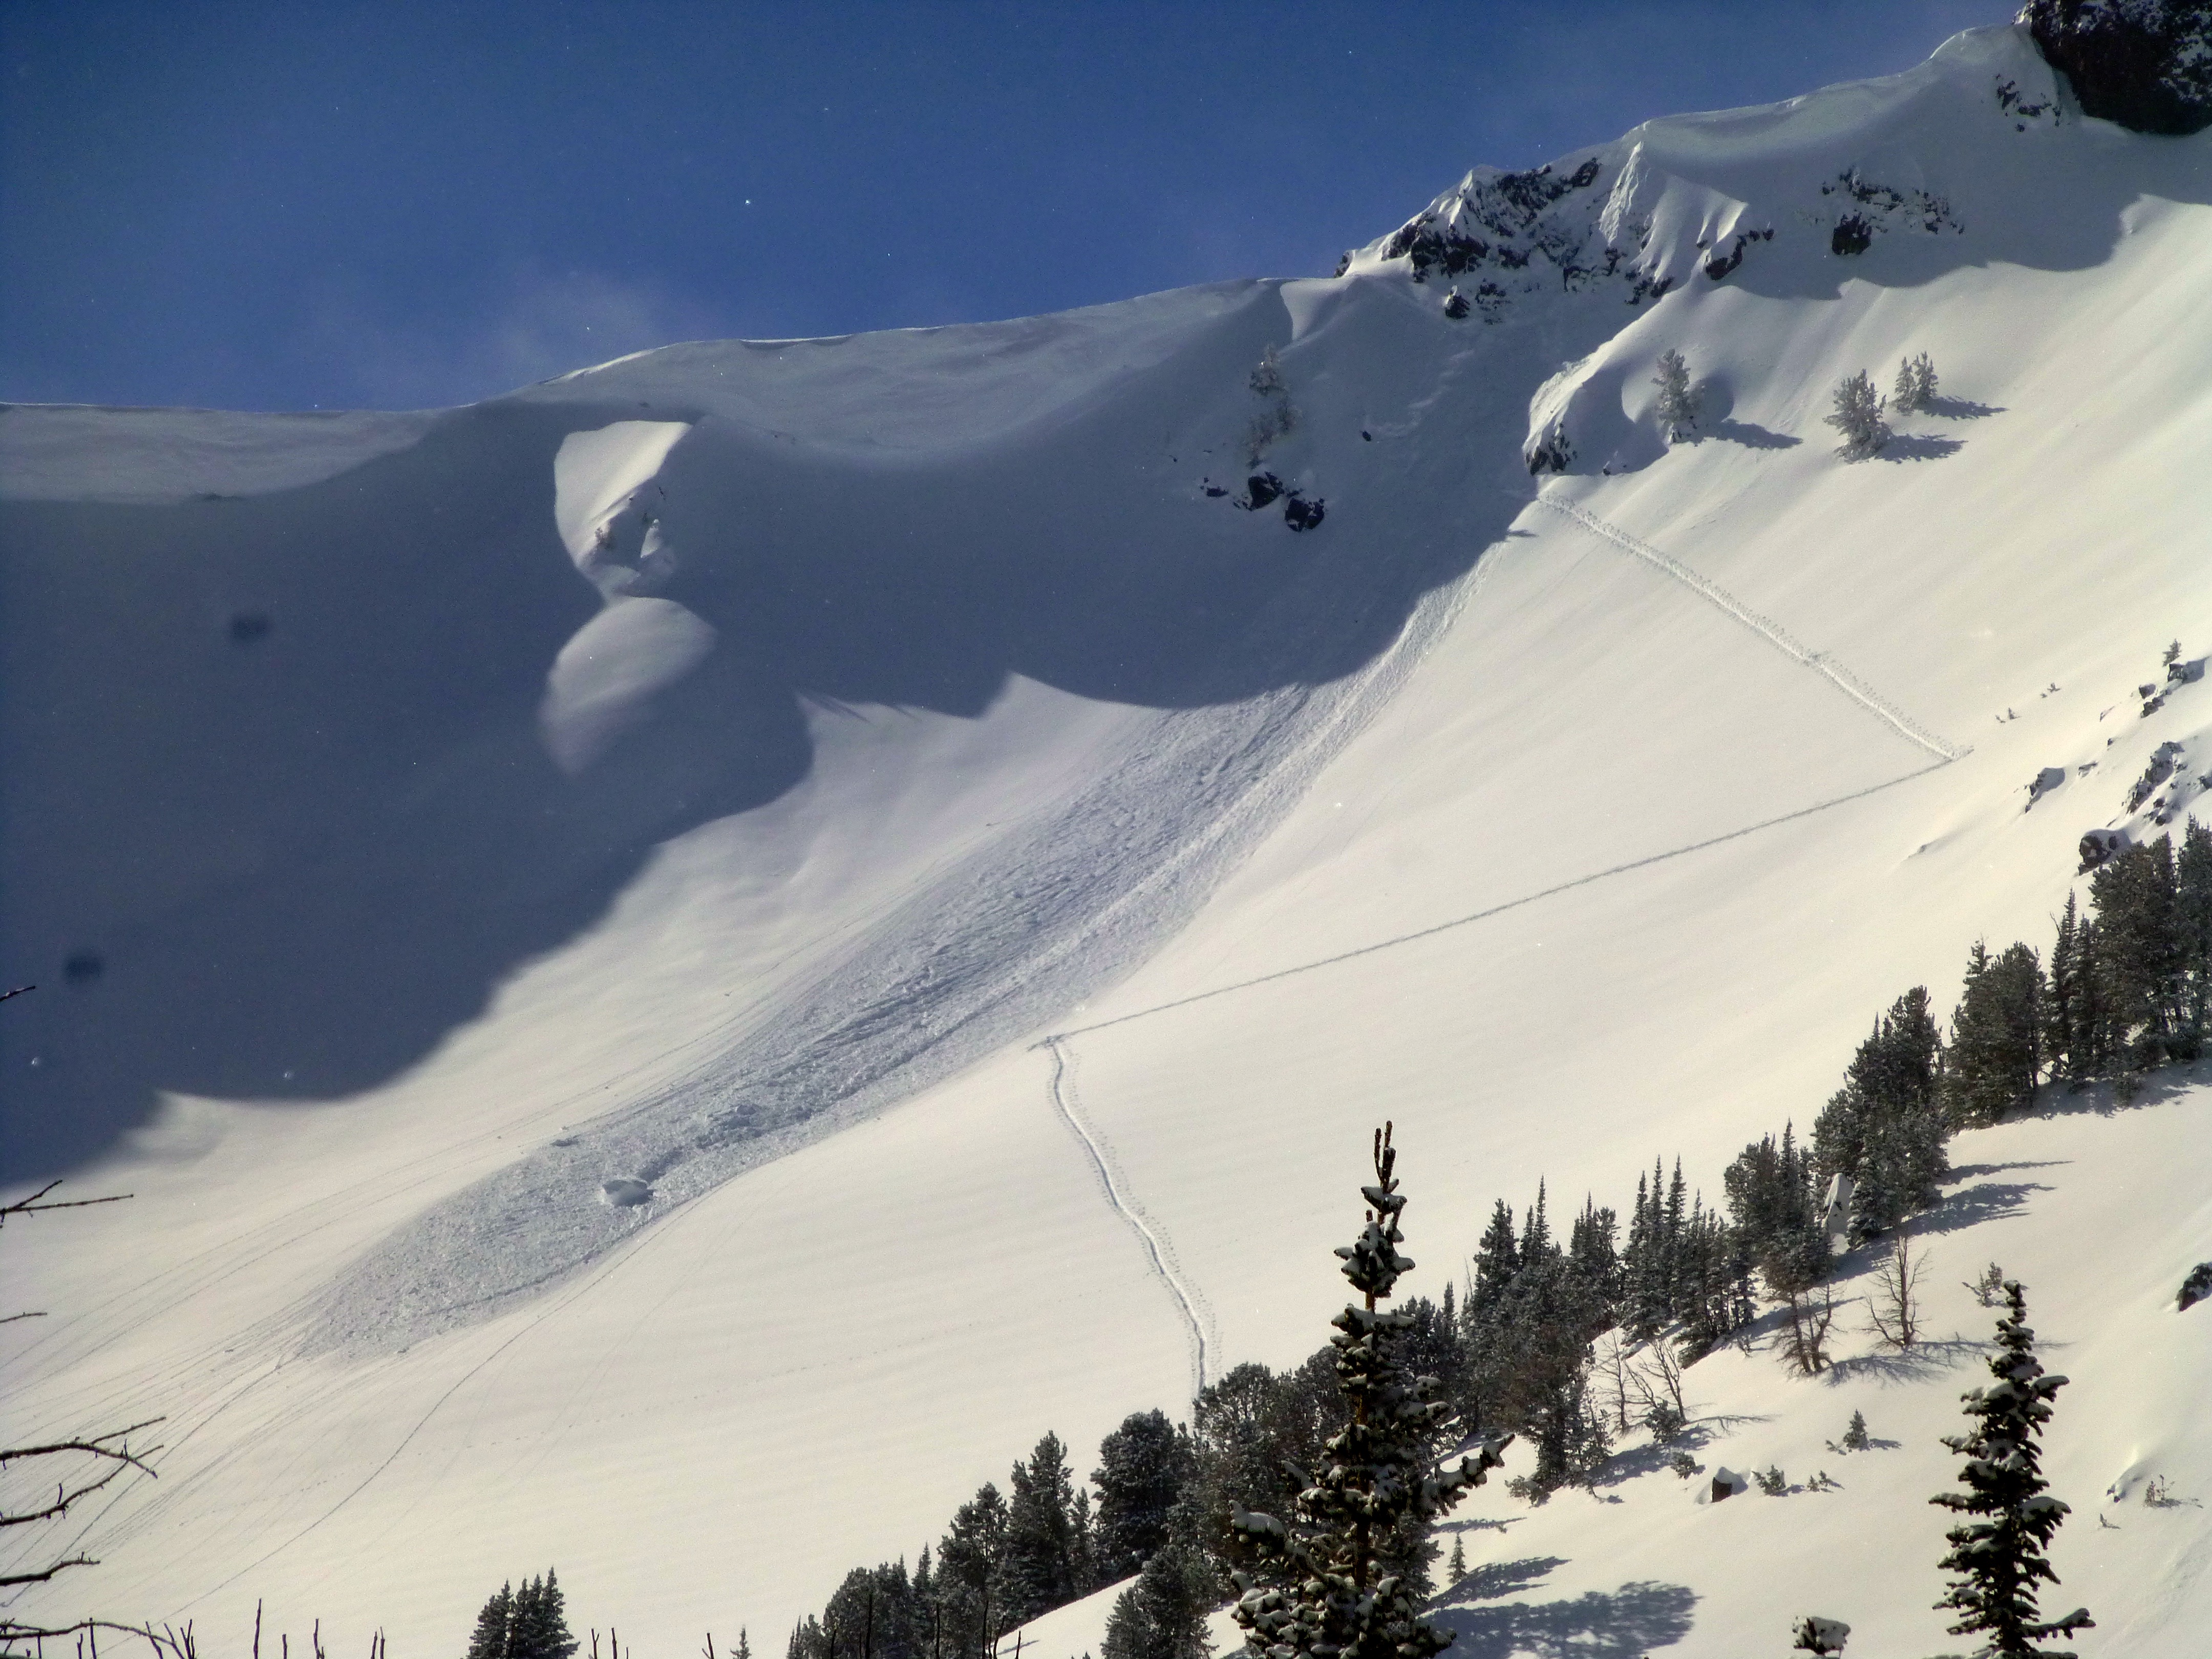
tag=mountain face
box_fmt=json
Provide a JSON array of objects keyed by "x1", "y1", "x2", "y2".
[
  {"x1": 2023, "y1": 0, "x2": 2212, "y2": 132},
  {"x1": 3, "y1": 22, "x2": 2210, "y2": 1659}
]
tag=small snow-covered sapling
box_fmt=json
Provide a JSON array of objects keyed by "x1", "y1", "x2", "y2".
[{"x1": 1757, "y1": 1465, "x2": 1789, "y2": 1496}]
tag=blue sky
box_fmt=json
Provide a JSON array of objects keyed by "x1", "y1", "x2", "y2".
[{"x1": 1, "y1": 1, "x2": 2015, "y2": 411}]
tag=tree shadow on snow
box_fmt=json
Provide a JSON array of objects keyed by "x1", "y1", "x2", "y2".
[
  {"x1": 1909, "y1": 1178, "x2": 2049, "y2": 1236},
  {"x1": 1878, "y1": 433, "x2": 1964, "y2": 462},
  {"x1": 1708, "y1": 417, "x2": 1800, "y2": 450},
  {"x1": 1436, "y1": 1561, "x2": 1699, "y2": 1659},
  {"x1": 1822, "y1": 1336, "x2": 1986, "y2": 1387},
  {"x1": 1921, "y1": 395, "x2": 2003, "y2": 419}
]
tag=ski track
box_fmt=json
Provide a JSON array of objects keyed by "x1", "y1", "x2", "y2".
[
  {"x1": 1051, "y1": 756, "x2": 1955, "y2": 1043},
  {"x1": 1038, "y1": 1035, "x2": 1211, "y2": 1395},
  {"x1": 1536, "y1": 492, "x2": 1970, "y2": 762}
]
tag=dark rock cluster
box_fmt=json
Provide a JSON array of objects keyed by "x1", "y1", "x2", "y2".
[{"x1": 2022, "y1": 0, "x2": 2212, "y2": 134}]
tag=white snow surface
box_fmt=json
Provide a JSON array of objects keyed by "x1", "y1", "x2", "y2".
[{"x1": 5, "y1": 23, "x2": 2212, "y2": 1656}]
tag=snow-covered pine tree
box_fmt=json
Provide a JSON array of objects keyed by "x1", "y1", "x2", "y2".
[
  {"x1": 1229, "y1": 1124, "x2": 1507, "y2": 1659},
  {"x1": 1824, "y1": 371, "x2": 1890, "y2": 459},
  {"x1": 1651, "y1": 349, "x2": 1701, "y2": 442},
  {"x1": 465, "y1": 1583, "x2": 515, "y2": 1659},
  {"x1": 1892, "y1": 352, "x2": 1938, "y2": 413},
  {"x1": 1447, "y1": 1536, "x2": 1466, "y2": 1582},
  {"x1": 1930, "y1": 1282, "x2": 2093, "y2": 1657}
]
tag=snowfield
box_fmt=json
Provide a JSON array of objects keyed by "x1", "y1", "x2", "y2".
[{"x1": 4, "y1": 23, "x2": 2209, "y2": 1657}]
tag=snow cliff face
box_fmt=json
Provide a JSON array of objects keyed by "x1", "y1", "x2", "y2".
[{"x1": 4, "y1": 22, "x2": 2211, "y2": 1659}]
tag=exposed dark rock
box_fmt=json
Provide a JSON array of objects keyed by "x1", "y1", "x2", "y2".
[
  {"x1": 2079, "y1": 826, "x2": 2132, "y2": 870},
  {"x1": 2181, "y1": 1261, "x2": 2212, "y2": 1311},
  {"x1": 1239, "y1": 472, "x2": 1285, "y2": 510},
  {"x1": 2023, "y1": 0, "x2": 2212, "y2": 135},
  {"x1": 1832, "y1": 216, "x2": 1875, "y2": 256},
  {"x1": 1283, "y1": 495, "x2": 1326, "y2": 532},
  {"x1": 1525, "y1": 420, "x2": 1576, "y2": 475},
  {"x1": 1442, "y1": 285, "x2": 1471, "y2": 319}
]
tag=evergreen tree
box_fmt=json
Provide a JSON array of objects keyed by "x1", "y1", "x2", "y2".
[
  {"x1": 1470, "y1": 1199, "x2": 1520, "y2": 1317},
  {"x1": 466, "y1": 1583, "x2": 515, "y2": 1659},
  {"x1": 2090, "y1": 835, "x2": 2191, "y2": 1065},
  {"x1": 1930, "y1": 1283, "x2": 2094, "y2": 1656},
  {"x1": 1004, "y1": 1432, "x2": 1081, "y2": 1622},
  {"x1": 1892, "y1": 352, "x2": 1938, "y2": 413},
  {"x1": 1943, "y1": 941, "x2": 2046, "y2": 1125},
  {"x1": 2179, "y1": 818, "x2": 2212, "y2": 1041},
  {"x1": 506, "y1": 1572, "x2": 578, "y2": 1659},
  {"x1": 1099, "y1": 1511, "x2": 1215, "y2": 1659},
  {"x1": 1228, "y1": 1125, "x2": 1506, "y2": 1659},
  {"x1": 936, "y1": 1484, "x2": 1010, "y2": 1658},
  {"x1": 1093, "y1": 1410, "x2": 1193, "y2": 1584},
  {"x1": 1824, "y1": 370, "x2": 1890, "y2": 459},
  {"x1": 1651, "y1": 349, "x2": 1701, "y2": 442},
  {"x1": 1813, "y1": 988, "x2": 1946, "y2": 1239}
]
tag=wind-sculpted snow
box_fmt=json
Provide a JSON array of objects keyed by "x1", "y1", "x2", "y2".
[{"x1": 303, "y1": 568, "x2": 1460, "y2": 1353}]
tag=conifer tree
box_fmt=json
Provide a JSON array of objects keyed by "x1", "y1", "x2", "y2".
[
  {"x1": 1892, "y1": 352, "x2": 1938, "y2": 413},
  {"x1": 1824, "y1": 371, "x2": 1890, "y2": 459},
  {"x1": 1228, "y1": 1124, "x2": 1506, "y2": 1659},
  {"x1": 1943, "y1": 941, "x2": 2046, "y2": 1125},
  {"x1": 1100, "y1": 1510, "x2": 1216, "y2": 1659},
  {"x1": 1094, "y1": 1411, "x2": 1194, "y2": 1584},
  {"x1": 1651, "y1": 349, "x2": 1701, "y2": 442},
  {"x1": 1930, "y1": 1283, "x2": 2093, "y2": 1656},
  {"x1": 466, "y1": 1583, "x2": 515, "y2": 1659},
  {"x1": 507, "y1": 1571, "x2": 578, "y2": 1659},
  {"x1": 1005, "y1": 1432, "x2": 1082, "y2": 1621}
]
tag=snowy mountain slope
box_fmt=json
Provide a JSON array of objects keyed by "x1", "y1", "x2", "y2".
[{"x1": 5, "y1": 21, "x2": 2211, "y2": 1657}]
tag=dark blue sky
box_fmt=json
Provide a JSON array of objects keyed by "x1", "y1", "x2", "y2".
[{"x1": 2, "y1": 1, "x2": 2014, "y2": 411}]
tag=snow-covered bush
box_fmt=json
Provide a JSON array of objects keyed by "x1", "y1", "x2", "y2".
[
  {"x1": 1823, "y1": 371, "x2": 1891, "y2": 459},
  {"x1": 1651, "y1": 349, "x2": 1701, "y2": 442},
  {"x1": 1756, "y1": 1464, "x2": 1789, "y2": 1496}
]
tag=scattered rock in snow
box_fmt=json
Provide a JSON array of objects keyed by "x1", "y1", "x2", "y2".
[
  {"x1": 2027, "y1": 765, "x2": 2069, "y2": 809},
  {"x1": 2179, "y1": 1261, "x2": 2212, "y2": 1312},
  {"x1": 1705, "y1": 1466, "x2": 1750, "y2": 1504},
  {"x1": 2079, "y1": 826, "x2": 2132, "y2": 870},
  {"x1": 1240, "y1": 472, "x2": 1284, "y2": 510},
  {"x1": 1442, "y1": 286, "x2": 1471, "y2": 319},
  {"x1": 1792, "y1": 1614, "x2": 1852, "y2": 1655},
  {"x1": 1283, "y1": 495, "x2": 1326, "y2": 532},
  {"x1": 2124, "y1": 741, "x2": 2184, "y2": 811},
  {"x1": 599, "y1": 1177, "x2": 655, "y2": 1207},
  {"x1": 2168, "y1": 655, "x2": 2205, "y2": 685}
]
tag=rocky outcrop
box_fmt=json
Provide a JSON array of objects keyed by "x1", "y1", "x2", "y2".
[{"x1": 2022, "y1": 1, "x2": 2212, "y2": 133}]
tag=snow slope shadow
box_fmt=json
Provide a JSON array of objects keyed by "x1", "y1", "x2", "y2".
[{"x1": 0, "y1": 284, "x2": 1507, "y2": 1183}]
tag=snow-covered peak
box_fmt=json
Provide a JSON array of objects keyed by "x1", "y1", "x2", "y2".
[{"x1": 1338, "y1": 26, "x2": 2076, "y2": 317}]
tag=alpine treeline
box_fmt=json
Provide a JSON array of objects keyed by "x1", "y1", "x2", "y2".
[{"x1": 778, "y1": 824, "x2": 2212, "y2": 1652}]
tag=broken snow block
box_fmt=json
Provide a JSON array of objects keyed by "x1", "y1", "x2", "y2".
[
  {"x1": 2078, "y1": 827, "x2": 2131, "y2": 871},
  {"x1": 1706, "y1": 1466, "x2": 1750, "y2": 1504},
  {"x1": 2180, "y1": 1262, "x2": 2212, "y2": 1313},
  {"x1": 2026, "y1": 766, "x2": 2067, "y2": 810}
]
